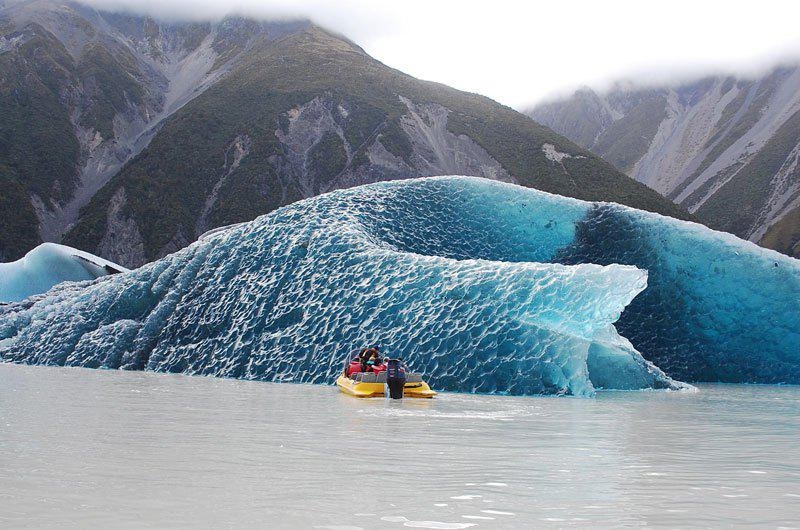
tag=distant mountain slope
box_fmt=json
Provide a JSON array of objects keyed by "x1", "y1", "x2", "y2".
[
  {"x1": 0, "y1": 0, "x2": 307, "y2": 261},
  {"x1": 1, "y1": 1, "x2": 690, "y2": 266},
  {"x1": 529, "y1": 66, "x2": 800, "y2": 258}
]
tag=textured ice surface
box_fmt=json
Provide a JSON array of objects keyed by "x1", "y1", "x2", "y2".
[
  {"x1": 349, "y1": 177, "x2": 800, "y2": 384},
  {"x1": 1, "y1": 176, "x2": 797, "y2": 393},
  {"x1": 0, "y1": 243, "x2": 127, "y2": 303},
  {"x1": 557, "y1": 205, "x2": 800, "y2": 383},
  {"x1": 0, "y1": 178, "x2": 683, "y2": 396}
]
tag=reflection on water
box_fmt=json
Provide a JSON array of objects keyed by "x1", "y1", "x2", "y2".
[{"x1": 1, "y1": 364, "x2": 798, "y2": 529}]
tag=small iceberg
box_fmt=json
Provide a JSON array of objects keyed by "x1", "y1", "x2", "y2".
[{"x1": 0, "y1": 242, "x2": 127, "y2": 303}]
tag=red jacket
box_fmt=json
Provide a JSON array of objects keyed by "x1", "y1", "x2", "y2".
[{"x1": 347, "y1": 362, "x2": 362, "y2": 377}]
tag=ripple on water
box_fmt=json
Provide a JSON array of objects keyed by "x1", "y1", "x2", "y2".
[
  {"x1": 358, "y1": 408, "x2": 533, "y2": 421},
  {"x1": 314, "y1": 526, "x2": 365, "y2": 530},
  {"x1": 481, "y1": 510, "x2": 515, "y2": 516},
  {"x1": 379, "y1": 516, "x2": 477, "y2": 529}
]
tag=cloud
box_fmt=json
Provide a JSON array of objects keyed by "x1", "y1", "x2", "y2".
[{"x1": 70, "y1": 0, "x2": 800, "y2": 108}]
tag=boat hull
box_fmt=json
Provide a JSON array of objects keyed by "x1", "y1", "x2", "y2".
[{"x1": 335, "y1": 375, "x2": 436, "y2": 398}]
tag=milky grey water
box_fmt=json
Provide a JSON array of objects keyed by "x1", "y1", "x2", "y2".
[{"x1": 0, "y1": 364, "x2": 798, "y2": 529}]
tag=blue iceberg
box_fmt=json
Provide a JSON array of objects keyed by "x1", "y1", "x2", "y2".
[
  {"x1": 557, "y1": 206, "x2": 800, "y2": 383},
  {"x1": 1, "y1": 176, "x2": 798, "y2": 395},
  {"x1": 0, "y1": 243, "x2": 127, "y2": 303}
]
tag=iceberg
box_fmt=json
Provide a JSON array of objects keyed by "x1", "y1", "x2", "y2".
[
  {"x1": 1, "y1": 176, "x2": 798, "y2": 394},
  {"x1": 556, "y1": 207, "x2": 800, "y2": 384},
  {"x1": 0, "y1": 243, "x2": 127, "y2": 303}
]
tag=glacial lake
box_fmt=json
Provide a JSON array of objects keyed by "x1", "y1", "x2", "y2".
[{"x1": 1, "y1": 364, "x2": 798, "y2": 529}]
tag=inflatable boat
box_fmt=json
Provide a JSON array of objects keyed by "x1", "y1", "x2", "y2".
[
  {"x1": 335, "y1": 372, "x2": 436, "y2": 398},
  {"x1": 336, "y1": 357, "x2": 436, "y2": 399}
]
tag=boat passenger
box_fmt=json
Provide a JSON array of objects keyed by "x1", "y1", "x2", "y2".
[
  {"x1": 347, "y1": 356, "x2": 362, "y2": 377},
  {"x1": 358, "y1": 345, "x2": 377, "y2": 368},
  {"x1": 369, "y1": 352, "x2": 387, "y2": 374},
  {"x1": 358, "y1": 347, "x2": 373, "y2": 372},
  {"x1": 366, "y1": 356, "x2": 377, "y2": 371}
]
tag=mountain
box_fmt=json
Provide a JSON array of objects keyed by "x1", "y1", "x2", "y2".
[
  {"x1": 0, "y1": 0, "x2": 307, "y2": 262},
  {"x1": 529, "y1": 66, "x2": 800, "y2": 258},
  {"x1": 1, "y1": 1, "x2": 690, "y2": 267}
]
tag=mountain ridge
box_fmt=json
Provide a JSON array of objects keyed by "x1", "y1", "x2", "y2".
[
  {"x1": 1, "y1": 1, "x2": 691, "y2": 266},
  {"x1": 529, "y1": 66, "x2": 800, "y2": 258}
]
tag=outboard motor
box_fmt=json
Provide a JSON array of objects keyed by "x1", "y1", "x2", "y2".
[{"x1": 386, "y1": 358, "x2": 407, "y2": 399}]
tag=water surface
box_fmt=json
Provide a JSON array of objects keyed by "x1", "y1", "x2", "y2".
[{"x1": 1, "y1": 364, "x2": 798, "y2": 529}]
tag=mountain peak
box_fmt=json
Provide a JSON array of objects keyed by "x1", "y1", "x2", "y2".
[{"x1": 1, "y1": 5, "x2": 689, "y2": 266}]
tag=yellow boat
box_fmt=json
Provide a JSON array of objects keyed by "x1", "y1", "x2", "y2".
[{"x1": 336, "y1": 371, "x2": 437, "y2": 398}]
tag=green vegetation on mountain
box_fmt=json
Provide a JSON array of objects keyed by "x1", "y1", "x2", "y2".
[
  {"x1": 671, "y1": 72, "x2": 786, "y2": 201},
  {"x1": 0, "y1": 5, "x2": 692, "y2": 266},
  {"x1": 760, "y1": 205, "x2": 800, "y2": 258},
  {"x1": 76, "y1": 42, "x2": 148, "y2": 140},
  {"x1": 1, "y1": 7, "x2": 306, "y2": 262},
  {"x1": 378, "y1": 119, "x2": 413, "y2": 160},
  {"x1": 0, "y1": 16, "x2": 164, "y2": 260},
  {"x1": 65, "y1": 26, "x2": 691, "y2": 264},
  {"x1": 681, "y1": 162, "x2": 743, "y2": 211},
  {"x1": 0, "y1": 165, "x2": 40, "y2": 261},
  {"x1": 0, "y1": 23, "x2": 82, "y2": 259},
  {"x1": 0, "y1": 25, "x2": 79, "y2": 204},
  {"x1": 308, "y1": 132, "x2": 347, "y2": 192},
  {"x1": 442, "y1": 92, "x2": 681, "y2": 216}
]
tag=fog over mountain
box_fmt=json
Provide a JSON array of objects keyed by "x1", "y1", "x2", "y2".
[{"x1": 25, "y1": 0, "x2": 800, "y2": 108}]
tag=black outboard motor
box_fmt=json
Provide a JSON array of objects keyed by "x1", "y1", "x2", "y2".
[{"x1": 386, "y1": 358, "x2": 407, "y2": 399}]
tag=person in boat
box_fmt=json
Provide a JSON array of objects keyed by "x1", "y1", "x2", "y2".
[
  {"x1": 350, "y1": 345, "x2": 380, "y2": 377},
  {"x1": 368, "y1": 350, "x2": 386, "y2": 374},
  {"x1": 359, "y1": 345, "x2": 381, "y2": 370},
  {"x1": 358, "y1": 347, "x2": 373, "y2": 372}
]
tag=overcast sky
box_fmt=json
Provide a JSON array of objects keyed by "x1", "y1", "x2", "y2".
[{"x1": 81, "y1": 0, "x2": 800, "y2": 109}]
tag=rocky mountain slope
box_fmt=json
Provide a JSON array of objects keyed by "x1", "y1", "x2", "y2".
[
  {"x1": 0, "y1": 0, "x2": 306, "y2": 261},
  {"x1": 1, "y1": 1, "x2": 690, "y2": 267},
  {"x1": 529, "y1": 66, "x2": 800, "y2": 258}
]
